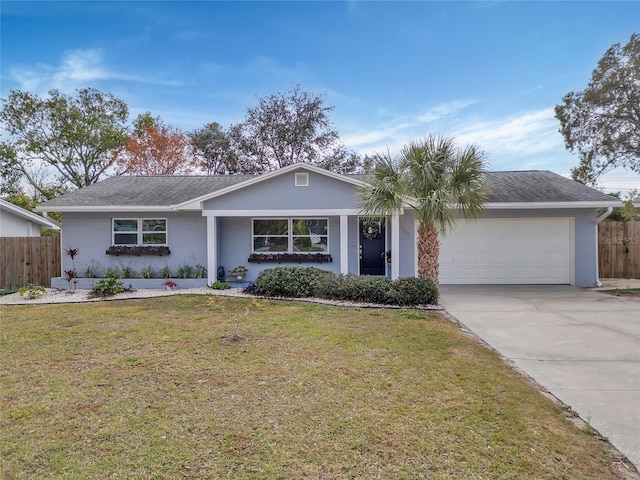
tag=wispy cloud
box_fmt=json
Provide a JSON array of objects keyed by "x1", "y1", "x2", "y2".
[
  {"x1": 417, "y1": 99, "x2": 477, "y2": 123},
  {"x1": 598, "y1": 171, "x2": 640, "y2": 194},
  {"x1": 342, "y1": 124, "x2": 410, "y2": 149},
  {"x1": 342, "y1": 103, "x2": 573, "y2": 174},
  {"x1": 342, "y1": 98, "x2": 476, "y2": 153},
  {"x1": 451, "y1": 108, "x2": 564, "y2": 161},
  {"x1": 519, "y1": 84, "x2": 545, "y2": 94},
  {"x1": 9, "y1": 49, "x2": 181, "y2": 94}
]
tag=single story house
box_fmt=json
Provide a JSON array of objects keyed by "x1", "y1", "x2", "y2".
[
  {"x1": 0, "y1": 199, "x2": 60, "y2": 237},
  {"x1": 37, "y1": 163, "x2": 620, "y2": 288}
]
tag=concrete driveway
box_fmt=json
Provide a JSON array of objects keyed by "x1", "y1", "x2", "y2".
[{"x1": 439, "y1": 285, "x2": 640, "y2": 470}]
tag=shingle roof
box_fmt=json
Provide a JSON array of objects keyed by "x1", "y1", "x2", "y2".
[
  {"x1": 350, "y1": 170, "x2": 617, "y2": 203},
  {"x1": 38, "y1": 170, "x2": 617, "y2": 210},
  {"x1": 485, "y1": 171, "x2": 616, "y2": 203},
  {"x1": 40, "y1": 175, "x2": 254, "y2": 208}
]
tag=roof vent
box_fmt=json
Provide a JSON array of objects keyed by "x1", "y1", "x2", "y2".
[{"x1": 295, "y1": 172, "x2": 309, "y2": 187}]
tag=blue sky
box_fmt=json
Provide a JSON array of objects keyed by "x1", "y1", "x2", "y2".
[{"x1": 1, "y1": 1, "x2": 638, "y2": 194}]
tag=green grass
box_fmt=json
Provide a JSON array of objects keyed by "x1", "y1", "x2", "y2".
[
  {"x1": 606, "y1": 288, "x2": 640, "y2": 296},
  {"x1": 0, "y1": 296, "x2": 632, "y2": 479}
]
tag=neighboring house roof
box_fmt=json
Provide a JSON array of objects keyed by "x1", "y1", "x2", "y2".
[
  {"x1": 36, "y1": 165, "x2": 620, "y2": 212},
  {"x1": 0, "y1": 199, "x2": 60, "y2": 229}
]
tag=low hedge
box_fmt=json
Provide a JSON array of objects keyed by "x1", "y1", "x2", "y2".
[
  {"x1": 386, "y1": 276, "x2": 439, "y2": 306},
  {"x1": 255, "y1": 266, "x2": 334, "y2": 298},
  {"x1": 315, "y1": 274, "x2": 393, "y2": 304},
  {"x1": 254, "y1": 266, "x2": 438, "y2": 306}
]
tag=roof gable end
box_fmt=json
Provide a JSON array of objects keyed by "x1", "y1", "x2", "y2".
[{"x1": 174, "y1": 163, "x2": 368, "y2": 210}]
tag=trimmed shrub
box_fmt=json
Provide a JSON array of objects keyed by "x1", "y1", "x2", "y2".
[
  {"x1": 255, "y1": 266, "x2": 334, "y2": 298},
  {"x1": 91, "y1": 275, "x2": 125, "y2": 297},
  {"x1": 316, "y1": 275, "x2": 438, "y2": 305},
  {"x1": 313, "y1": 273, "x2": 346, "y2": 300},
  {"x1": 315, "y1": 274, "x2": 393, "y2": 304},
  {"x1": 255, "y1": 267, "x2": 439, "y2": 306},
  {"x1": 388, "y1": 277, "x2": 439, "y2": 306}
]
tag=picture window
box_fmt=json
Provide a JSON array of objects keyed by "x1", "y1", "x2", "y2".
[
  {"x1": 113, "y1": 218, "x2": 167, "y2": 245},
  {"x1": 252, "y1": 218, "x2": 327, "y2": 253}
]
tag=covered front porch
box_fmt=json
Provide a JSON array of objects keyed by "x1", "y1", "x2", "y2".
[{"x1": 203, "y1": 210, "x2": 413, "y2": 286}]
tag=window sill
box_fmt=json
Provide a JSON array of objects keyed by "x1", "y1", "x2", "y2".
[
  {"x1": 106, "y1": 245, "x2": 171, "y2": 256},
  {"x1": 248, "y1": 253, "x2": 332, "y2": 264}
]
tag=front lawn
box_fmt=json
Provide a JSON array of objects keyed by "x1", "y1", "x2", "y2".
[{"x1": 0, "y1": 296, "x2": 631, "y2": 479}]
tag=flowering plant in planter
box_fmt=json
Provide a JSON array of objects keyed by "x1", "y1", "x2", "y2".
[
  {"x1": 229, "y1": 265, "x2": 248, "y2": 282},
  {"x1": 162, "y1": 279, "x2": 178, "y2": 290}
]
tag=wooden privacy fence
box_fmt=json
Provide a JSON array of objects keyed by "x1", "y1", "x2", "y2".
[
  {"x1": 0, "y1": 236, "x2": 61, "y2": 289},
  {"x1": 598, "y1": 221, "x2": 640, "y2": 279}
]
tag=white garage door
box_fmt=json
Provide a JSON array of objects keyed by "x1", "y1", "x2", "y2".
[{"x1": 439, "y1": 218, "x2": 572, "y2": 284}]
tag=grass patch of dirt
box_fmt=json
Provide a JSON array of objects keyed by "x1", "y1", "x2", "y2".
[
  {"x1": 605, "y1": 288, "x2": 640, "y2": 295},
  {"x1": 603, "y1": 288, "x2": 640, "y2": 301},
  {"x1": 1, "y1": 296, "x2": 636, "y2": 479}
]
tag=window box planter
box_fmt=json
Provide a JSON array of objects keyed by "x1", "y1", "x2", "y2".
[
  {"x1": 248, "y1": 253, "x2": 333, "y2": 264},
  {"x1": 106, "y1": 245, "x2": 171, "y2": 256}
]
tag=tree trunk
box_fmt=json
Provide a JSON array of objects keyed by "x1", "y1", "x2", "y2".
[{"x1": 417, "y1": 221, "x2": 440, "y2": 284}]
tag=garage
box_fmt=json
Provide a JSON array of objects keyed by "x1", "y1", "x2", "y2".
[{"x1": 439, "y1": 218, "x2": 573, "y2": 285}]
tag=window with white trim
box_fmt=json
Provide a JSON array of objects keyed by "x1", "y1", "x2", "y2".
[
  {"x1": 113, "y1": 218, "x2": 167, "y2": 245},
  {"x1": 253, "y1": 218, "x2": 328, "y2": 253}
]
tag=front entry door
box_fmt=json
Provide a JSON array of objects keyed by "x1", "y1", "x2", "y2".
[{"x1": 359, "y1": 219, "x2": 386, "y2": 275}]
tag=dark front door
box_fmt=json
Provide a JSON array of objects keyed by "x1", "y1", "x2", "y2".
[{"x1": 359, "y1": 219, "x2": 386, "y2": 275}]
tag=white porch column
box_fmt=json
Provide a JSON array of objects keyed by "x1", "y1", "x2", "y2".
[
  {"x1": 340, "y1": 215, "x2": 349, "y2": 275},
  {"x1": 391, "y1": 212, "x2": 400, "y2": 280},
  {"x1": 206, "y1": 215, "x2": 217, "y2": 286}
]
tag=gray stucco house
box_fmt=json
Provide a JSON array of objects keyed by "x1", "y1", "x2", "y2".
[{"x1": 37, "y1": 163, "x2": 620, "y2": 288}]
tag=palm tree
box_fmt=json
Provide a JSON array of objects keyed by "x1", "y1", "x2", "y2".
[{"x1": 359, "y1": 135, "x2": 490, "y2": 284}]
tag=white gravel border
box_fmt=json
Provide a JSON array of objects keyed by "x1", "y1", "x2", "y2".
[
  {"x1": 0, "y1": 287, "x2": 442, "y2": 310},
  {"x1": 0, "y1": 287, "x2": 246, "y2": 305}
]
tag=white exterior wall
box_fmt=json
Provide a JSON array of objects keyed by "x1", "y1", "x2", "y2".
[{"x1": 0, "y1": 210, "x2": 41, "y2": 237}]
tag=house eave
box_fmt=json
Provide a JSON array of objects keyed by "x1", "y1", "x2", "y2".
[
  {"x1": 485, "y1": 201, "x2": 623, "y2": 209},
  {"x1": 202, "y1": 208, "x2": 367, "y2": 217},
  {"x1": 35, "y1": 205, "x2": 174, "y2": 213}
]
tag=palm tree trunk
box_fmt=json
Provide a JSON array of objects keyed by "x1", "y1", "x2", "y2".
[{"x1": 417, "y1": 221, "x2": 440, "y2": 284}]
